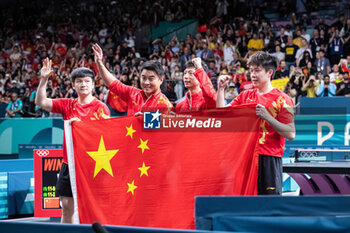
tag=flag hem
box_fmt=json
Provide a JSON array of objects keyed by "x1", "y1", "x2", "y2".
[{"x1": 64, "y1": 120, "x2": 80, "y2": 224}]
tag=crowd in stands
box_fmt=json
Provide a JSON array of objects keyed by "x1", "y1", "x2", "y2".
[{"x1": 1, "y1": 0, "x2": 350, "y2": 118}]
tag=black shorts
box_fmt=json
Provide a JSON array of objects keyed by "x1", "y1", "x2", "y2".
[
  {"x1": 56, "y1": 162, "x2": 73, "y2": 197},
  {"x1": 257, "y1": 154, "x2": 282, "y2": 195}
]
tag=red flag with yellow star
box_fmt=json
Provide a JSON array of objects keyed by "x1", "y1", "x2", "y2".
[
  {"x1": 107, "y1": 90, "x2": 128, "y2": 112},
  {"x1": 67, "y1": 106, "x2": 260, "y2": 229}
]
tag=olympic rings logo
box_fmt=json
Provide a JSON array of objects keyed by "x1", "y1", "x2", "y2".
[{"x1": 36, "y1": 150, "x2": 50, "y2": 157}]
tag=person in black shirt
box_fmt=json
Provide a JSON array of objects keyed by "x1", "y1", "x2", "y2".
[
  {"x1": 336, "y1": 72, "x2": 350, "y2": 96},
  {"x1": 275, "y1": 60, "x2": 289, "y2": 79},
  {"x1": 284, "y1": 36, "x2": 299, "y2": 70},
  {"x1": 275, "y1": 25, "x2": 288, "y2": 49},
  {"x1": 315, "y1": 18, "x2": 329, "y2": 34},
  {"x1": 332, "y1": 13, "x2": 345, "y2": 31},
  {"x1": 299, "y1": 51, "x2": 313, "y2": 69},
  {"x1": 310, "y1": 29, "x2": 322, "y2": 58}
]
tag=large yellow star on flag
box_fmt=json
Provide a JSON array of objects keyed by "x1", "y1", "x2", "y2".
[
  {"x1": 127, "y1": 180, "x2": 138, "y2": 195},
  {"x1": 125, "y1": 124, "x2": 136, "y2": 139},
  {"x1": 137, "y1": 138, "x2": 150, "y2": 154},
  {"x1": 138, "y1": 162, "x2": 150, "y2": 177},
  {"x1": 86, "y1": 136, "x2": 119, "y2": 178}
]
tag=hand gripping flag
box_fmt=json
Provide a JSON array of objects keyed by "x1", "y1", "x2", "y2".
[{"x1": 65, "y1": 105, "x2": 261, "y2": 229}]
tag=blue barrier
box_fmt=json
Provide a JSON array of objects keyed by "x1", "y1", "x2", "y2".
[
  {"x1": 0, "y1": 159, "x2": 33, "y2": 172},
  {"x1": 0, "y1": 160, "x2": 34, "y2": 218},
  {"x1": 299, "y1": 96, "x2": 350, "y2": 114},
  {"x1": 0, "y1": 172, "x2": 8, "y2": 219},
  {"x1": 7, "y1": 171, "x2": 34, "y2": 216},
  {"x1": 0, "y1": 221, "x2": 236, "y2": 233},
  {"x1": 195, "y1": 196, "x2": 350, "y2": 233}
]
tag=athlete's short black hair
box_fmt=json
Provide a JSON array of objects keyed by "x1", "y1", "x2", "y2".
[
  {"x1": 70, "y1": 67, "x2": 95, "y2": 83},
  {"x1": 140, "y1": 60, "x2": 165, "y2": 79},
  {"x1": 247, "y1": 51, "x2": 278, "y2": 79}
]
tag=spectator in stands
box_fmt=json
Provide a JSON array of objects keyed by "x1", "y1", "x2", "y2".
[
  {"x1": 287, "y1": 67, "x2": 304, "y2": 100},
  {"x1": 317, "y1": 75, "x2": 337, "y2": 97},
  {"x1": 304, "y1": 61, "x2": 317, "y2": 76},
  {"x1": 275, "y1": 60, "x2": 289, "y2": 79},
  {"x1": 300, "y1": 26, "x2": 311, "y2": 42},
  {"x1": 314, "y1": 50, "x2": 331, "y2": 76},
  {"x1": 319, "y1": 29, "x2": 329, "y2": 52},
  {"x1": 315, "y1": 71, "x2": 324, "y2": 85},
  {"x1": 247, "y1": 32, "x2": 263, "y2": 52},
  {"x1": 180, "y1": 47, "x2": 192, "y2": 71},
  {"x1": 238, "y1": 70, "x2": 253, "y2": 93},
  {"x1": 341, "y1": 18, "x2": 350, "y2": 57},
  {"x1": 340, "y1": 56, "x2": 350, "y2": 73},
  {"x1": 329, "y1": 28, "x2": 344, "y2": 65},
  {"x1": 8, "y1": 80, "x2": 20, "y2": 95},
  {"x1": 6, "y1": 92, "x2": 23, "y2": 118},
  {"x1": 285, "y1": 24, "x2": 293, "y2": 37},
  {"x1": 229, "y1": 51, "x2": 241, "y2": 68},
  {"x1": 275, "y1": 26, "x2": 288, "y2": 49},
  {"x1": 310, "y1": 29, "x2": 321, "y2": 57},
  {"x1": 272, "y1": 45, "x2": 285, "y2": 62},
  {"x1": 9, "y1": 45, "x2": 22, "y2": 64},
  {"x1": 299, "y1": 51, "x2": 312, "y2": 69},
  {"x1": 293, "y1": 30, "x2": 303, "y2": 48},
  {"x1": 222, "y1": 24, "x2": 235, "y2": 44},
  {"x1": 225, "y1": 83, "x2": 237, "y2": 102},
  {"x1": 332, "y1": 13, "x2": 345, "y2": 31},
  {"x1": 201, "y1": 40, "x2": 215, "y2": 67},
  {"x1": 315, "y1": 18, "x2": 329, "y2": 35},
  {"x1": 207, "y1": 61, "x2": 218, "y2": 78},
  {"x1": 278, "y1": 0, "x2": 290, "y2": 18},
  {"x1": 301, "y1": 74, "x2": 317, "y2": 97},
  {"x1": 222, "y1": 39, "x2": 236, "y2": 65},
  {"x1": 284, "y1": 36, "x2": 299, "y2": 70},
  {"x1": 336, "y1": 72, "x2": 350, "y2": 96},
  {"x1": 170, "y1": 65, "x2": 184, "y2": 101},
  {"x1": 329, "y1": 64, "x2": 341, "y2": 83},
  {"x1": 284, "y1": 81, "x2": 298, "y2": 104},
  {"x1": 231, "y1": 60, "x2": 245, "y2": 84},
  {"x1": 296, "y1": 38, "x2": 313, "y2": 67}
]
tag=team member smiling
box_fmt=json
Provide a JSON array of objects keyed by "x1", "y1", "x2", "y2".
[{"x1": 92, "y1": 43, "x2": 173, "y2": 115}]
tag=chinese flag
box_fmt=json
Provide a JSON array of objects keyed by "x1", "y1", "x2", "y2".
[
  {"x1": 69, "y1": 106, "x2": 260, "y2": 229},
  {"x1": 107, "y1": 90, "x2": 128, "y2": 112},
  {"x1": 43, "y1": 197, "x2": 60, "y2": 209}
]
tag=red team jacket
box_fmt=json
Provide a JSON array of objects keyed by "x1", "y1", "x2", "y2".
[
  {"x1": 176, "y1": 68, "x2": 216, "y2": 112},
  {"x1": 229, "y1": 88, "x2": 294, "y2": 157},
  {"x1": 52, "y1": 98, "x2": 110, "y2": 163},
  {"x1": 108, "y1": 80, "x2": 173, "y2": 116}
]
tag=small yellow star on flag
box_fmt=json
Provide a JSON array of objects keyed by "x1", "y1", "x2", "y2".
[
  {"x1": 125, "y1": 124, "x2": 136, "y2": 139},
  {"x1": 137, "y1": 138, "x2": 150, "y2": 154},
  {"x1": 127, "y1": 180, "x2": 138, "y2": 195},
  {"x1": 138, "y1": 162, "x2": 150, "y2": 177},
  {"x1": 86, "y1": 136, "x2": 119, "y2": 178}
]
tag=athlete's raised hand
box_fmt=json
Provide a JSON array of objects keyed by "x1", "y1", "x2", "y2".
[
  {"x1": 40, "y1": 57, "x2": 54, "y2": 79},
  {"x1": 192, "y1": 57, "x2": 202, "y2": 70},
  {"x1": 217, "y1": 75, "x2": 231, "y2": 90},
  {"x1": 92, "y1": 43, "x2": 103, "y2": 63}
]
